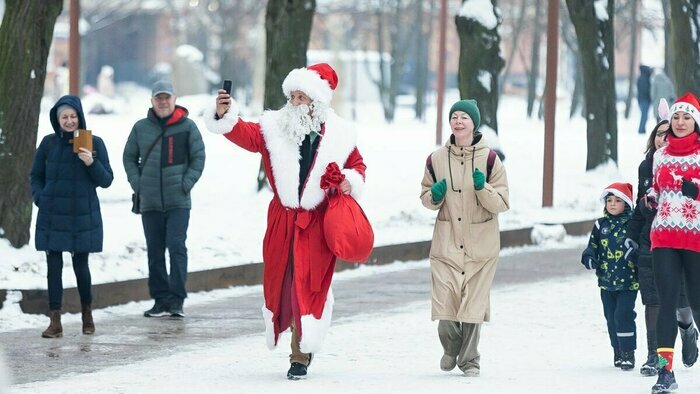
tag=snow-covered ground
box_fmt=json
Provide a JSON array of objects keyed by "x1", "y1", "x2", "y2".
[
  {"x1": 7, "y1": 262, "x2": 699, "y2": 394},
  {"x1": 0, "y1": 88, "x2": 648, "y2": 291}
]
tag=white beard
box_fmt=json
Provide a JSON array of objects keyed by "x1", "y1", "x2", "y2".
[{"x1": 278, "y1": 101, "x2": 330, "y2": 145}]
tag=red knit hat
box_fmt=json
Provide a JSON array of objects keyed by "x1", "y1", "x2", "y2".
[
  {"x1": 282, "y1": 63, "x2": 338, "y2": 105},
  {"x1": 599, "y1": 182, "x2": 634, "y2": 208},
  {"x1": 669, "y1": 92, "x2": 700, "y2": 126}
]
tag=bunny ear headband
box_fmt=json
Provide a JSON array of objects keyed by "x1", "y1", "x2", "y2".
[{"x1": 658, "y1": 98, "x2": 670, "y2": 122}]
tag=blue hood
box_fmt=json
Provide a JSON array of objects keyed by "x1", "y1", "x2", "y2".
[{"x1": 49, "y1": 95, "x2": 86, "y2": 133}]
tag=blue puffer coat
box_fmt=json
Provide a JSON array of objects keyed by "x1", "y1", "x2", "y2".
[{"x1": 30, "y1": 95, "x2": 114, "y2": 253}]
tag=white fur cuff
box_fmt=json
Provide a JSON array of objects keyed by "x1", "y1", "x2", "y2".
[
  {"x1": 342, "y1": 168, "x2": 365, "y2": 200},
  {"x1": 203, "y1": 100, "x2": 240, "y2": 135}
]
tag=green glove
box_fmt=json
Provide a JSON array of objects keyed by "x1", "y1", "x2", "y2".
[
  {"x1": 431, "y1": 179, "x2": 447, "y2": 203},
  {"x1": 473, "y1": 168, "x2": 485, "y2": 190}
]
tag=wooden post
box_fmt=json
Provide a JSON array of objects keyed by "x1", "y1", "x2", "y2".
[
  {"x1": 435, "y1": 0, "x2": 448, "y2": 145},
  {"x1": 542, "y1": 0, "x2": 558, "y2": 207},
  {"x1": 69, "y1": 0, "x2": 80, "y2": 95}
]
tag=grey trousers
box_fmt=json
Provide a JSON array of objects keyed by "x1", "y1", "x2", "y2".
[{"x1": 438, "y1": 320, "x2": 481, "y2": 372}]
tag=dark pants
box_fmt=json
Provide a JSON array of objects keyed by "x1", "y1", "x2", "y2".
[
  {"x1": 142, "y1": 209, "x2": 190, "y2": 305},
  {"x1": 638, "y1": 100, "x2": 650, "y2": 134},
  {"x1": 46, "y1": 251, "x2": 92, "y2": 310},
  {"x1": 600, "y1": 289, "x2": 638, "y2": 352},
  {"x1": 653, "y1": 248, "x2": 700, "y2": 349}
]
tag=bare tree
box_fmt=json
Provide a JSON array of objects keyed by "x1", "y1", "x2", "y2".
[
  {"x1": 413, "y1": 0, "x2": 435, "y2": 121},
  {"x1": 623, "y1": 0, "x2": 638, "y2": 119},
  {"x1": 526, "y1": 0, "x2": 542, "y2": 118},
  {"x1": 565, "y1": 0, "x2": 618, "y2": 170},
  {"x1": 560, "y1": 2, "x2": 585, "y2": 118},
  {"x1": 256, "y1": 0, "x2": 316, "y2": 190},
  {"x1": 661, "y1": 0, "x2": 672, "y2": 77},
  {"x1": 455, "y1": 0, "x2": 504, "y2": 133},
  {"x1": 0, "y1": 0, "x2": 64, "y2": 248},
  {"x1": 499, "y1": 0, "x2": 528, "y2": 98},
  {"x1": 669, "y1": 1, "x2": 700, "y2": 96}
]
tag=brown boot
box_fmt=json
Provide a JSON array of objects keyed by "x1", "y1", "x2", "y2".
[
  {"x1": 41, "y1": 310, "x2": 63, "y2": 338},
  {"x1": 81, "y1": 304, "x2": 95, "y2": 335}
]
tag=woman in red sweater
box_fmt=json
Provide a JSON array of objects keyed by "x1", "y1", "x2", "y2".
[{"x1": 650, "y1": 92, "x2": 700, "y2": 393}]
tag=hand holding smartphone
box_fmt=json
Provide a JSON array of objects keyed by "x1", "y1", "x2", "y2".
[{"x1": 223, "y1": 79, "x2": 232, "y2": 95}]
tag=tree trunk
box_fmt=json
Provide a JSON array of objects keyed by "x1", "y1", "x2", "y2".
[
  {"x1": 413, "y1": 0, "x2": 431, "y2": 121},
  {"x1": 669, "y1": 1, "x2": 700, "y2": 97},
  {"x1": 258, "y1": 0, "x2": 316, "y2": 191},
  {"x1": 455, "y1": 0, "x2": 504, "y2": 133},
  {"x1": 565, "y1": 0, "x2": 618, "y2": 170},
  {"x1": 661, "y1": 0, "x2": 673, "y2": 79},
  {"x1": 0, "y1": 0, "x2": 63, "y2": 248},
  {"x1": 623, "y1": 0, "x2": 638, "y2": 119},
  {"x1": 526, "y1": 0, "x2": 543, "y2": 118}
]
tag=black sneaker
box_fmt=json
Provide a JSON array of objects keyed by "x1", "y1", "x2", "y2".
[
  {"x1": 651, "y1": 368, "x2": 678, "y2": 393},
  {"x1": 287, "y1": 362, "x2": 307, "y2": 380},
  {"x1": 640, "y1": 353, "x2": 658, "y2": 376},
  {"x1": 680, "y1": 325, "x2": 699, "y2": 367},
  {"x1": 143, "y1": 302, "x2": 170, "y2": 317},
  {"x1": 170, "y1": 303, "x2": 185, "y2": 318},
  {"x1": 620, "y1": 351, "x2": 635, "y2": 371},
  {"x1": 614, "y1": 348, "x2": 622, "y2": 368}
]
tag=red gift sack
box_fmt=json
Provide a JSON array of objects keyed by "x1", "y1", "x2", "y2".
[{"x1": 320, "y1": 163, "x2": 374, "y2": 263}]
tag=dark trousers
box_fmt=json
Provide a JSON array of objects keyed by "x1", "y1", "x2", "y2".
[
  {"x1": 46, "y1": 251, "x2": 92, "y2": 310},
  {"x1": 653, "y1": 248, "x2": 700, "y2": 349},
  {"x1": 638, "y1": 100, "x2": 650, "y2": 134},
  {"x1": 600, "y1": 289, "x2": 638, "y2": 352},
  {"x1": 142, "y1": 208, "x2": 190, "y2": 305}
]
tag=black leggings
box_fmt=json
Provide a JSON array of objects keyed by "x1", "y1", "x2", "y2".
[
  {"x1": 47, "y1": 251, "x2": 92, "y2": 310},
  {"x1": 653, "y1": 248, "x2": 700, "y2": 349}
]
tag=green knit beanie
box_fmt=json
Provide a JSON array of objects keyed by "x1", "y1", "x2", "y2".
[{"x1": 449, "y1": 99, "x2": 480, "y2": 130}]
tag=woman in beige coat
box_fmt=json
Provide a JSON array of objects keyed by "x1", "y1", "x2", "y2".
[{"x1": 420, "y1": 99, "x2": 509, "y2": 376}]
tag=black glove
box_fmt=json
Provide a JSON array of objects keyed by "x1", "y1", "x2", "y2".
[
  {"x1": 682, "y1": 179, "x2": 699, "y2": 200},
  {"x1": 581, "y1": 247, "x2": 598, "y2": 270},
  {"x1": 624, "y1": 238, "x2": 639, "y2": 260}
]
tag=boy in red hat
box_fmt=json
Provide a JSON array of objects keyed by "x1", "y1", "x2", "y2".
[{"x1": 581, "y1": 182, "x2": 639, "y2": 371}]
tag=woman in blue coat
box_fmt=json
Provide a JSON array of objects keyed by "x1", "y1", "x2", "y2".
[{"x1": 30, "y1": 95, "x2": 113, "y2": 338}]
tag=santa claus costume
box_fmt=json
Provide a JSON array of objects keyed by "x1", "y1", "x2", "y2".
[
  {"x1": 204, "y1": 63, "x2": 366, "y2": 374},
  {"x1": 649, "y1": 92, "x2": 700, "y2": 393}
]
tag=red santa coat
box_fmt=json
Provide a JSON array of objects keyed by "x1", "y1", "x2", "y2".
[{"x1": 205, "y1": 105, "x2": 366, "y2": 353}]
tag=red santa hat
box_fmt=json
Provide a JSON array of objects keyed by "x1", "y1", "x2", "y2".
[
  {"x1": 599, "y1": 182, "x2": 634, "y2": 208},
  {"x1": 282, "y1": 63, "x2": 338, "y2": 105},
  {"x1": 669, "y1": 92, "x2": 700, "y2": 126}
]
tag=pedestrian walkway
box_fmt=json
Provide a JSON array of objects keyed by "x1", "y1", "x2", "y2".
[{"x1": 3, "y1": 247, "x2": 583, "y2": 386}]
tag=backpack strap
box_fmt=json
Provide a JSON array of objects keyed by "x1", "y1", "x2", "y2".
[
  {"x1": 486, "y1": 149, "x2": 497, "y2": 181},
  {"x1": 426, "y1": 153, "x2": 437, "y2": 183}
]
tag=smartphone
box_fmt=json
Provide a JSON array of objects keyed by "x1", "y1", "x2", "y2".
[{"x1": 223, "y1": 79, "x2": 232, "y2": 95}]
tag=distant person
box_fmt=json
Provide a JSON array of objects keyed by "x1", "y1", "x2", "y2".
[
  {"x1": 649, "y1": 92, "x2": 700, "y2": 394},
  {"x1": 97, "y1": 65, "x2": 115, "y2": 98},
  {"x1": 30, "y1": 95, "x2": 114, "y2": 338},
  {"x1": 637, "y1": 65, "x2": 653, "y2": 134},
  {"x1": 650, "y1": 68, "x2": 675, "y2": 122},
  {"x1": 626, "y1": 118, "x2": 698, "y2": 377},
  {"x1": 205, "y1": 63, "x2": 367, "y2": 380},
  {"x1": 123, "y1": 81, "x2": 205, "y2": 318},
  {"x1": 420, "y1": 99, "x2": 509, "y2": 377},
  {"x1": 581, "y1": 183, "x2": 639, "y2": 371}
]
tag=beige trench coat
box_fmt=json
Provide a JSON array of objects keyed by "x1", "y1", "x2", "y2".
[{"x1": 420, "y1": 134, "x2": 509, "y2": 323}]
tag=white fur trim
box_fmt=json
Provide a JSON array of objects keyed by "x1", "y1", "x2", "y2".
[
  {"x1": 262, "y1": 305, "x2": 277, "y2": 350},
  {"x1": 599, "y1": 188, "x2": 634, "y2": 209},
  {"x1": 260, "y1": 110, "x2": 358, "y2": 210},
  {"x1": 341, "y1": 168, "x2": 365, "y2": 200},
  {"x1": 203, "y1": 100, "x2": 240, "y2": 135},
  {"x1": 282, "y1": 68, "x2": 333, "y2": 105},
  {"x1": 298, "y1": 288, "x2": 334, "y2": 354}
]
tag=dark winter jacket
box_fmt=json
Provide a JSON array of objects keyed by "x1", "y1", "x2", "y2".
[
  {"x1": 582, "y1": 208, "x2": 639, "y2": 291},
  {"x1": 637, "y1": 65, "x2": 653, "y2": 104},
  {"x1": 122, "y1": 105, "x2": 205, "y2": 212},
  {"x1": 30, "y1": 95, "x2": 114, "y2": 253}
]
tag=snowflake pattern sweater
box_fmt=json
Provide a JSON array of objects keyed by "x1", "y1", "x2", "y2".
[
  {"x1": 582, "y1": 208, "x2": 639, "y2": 291},
  {"x1": 650, "y1": 132, "x2": 700, "y2": 252}
]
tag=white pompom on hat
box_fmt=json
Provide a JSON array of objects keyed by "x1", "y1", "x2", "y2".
[
  {"x1": 600, "y1": 182, "x2": 634, "y2": 208},
  {"x1": 282, "y1": 63, "x2": 338, "y2": 105},
  {"x1": 669, "y1": 92, "x2": 700, "y2": 126}
]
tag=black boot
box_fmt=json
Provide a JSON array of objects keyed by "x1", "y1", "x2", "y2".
[
  {"x1": 620, "y1": 351, "x2": 635, "y2": 371},
  {"x1": 651, "y1": 368, "x2": 678, "y2": 393},
  {"x1": 287, "y1": 362, "x2": 307, "y2": 380},
  {"x1": 679, "y1": 324, "x2": 698, "y2": 367},
  {"x1": 614, "y1": 348, "x2": 622, "y2": 368},
  {"x1": 640, "y1": 352, "x2": 658, "y2": 376}
]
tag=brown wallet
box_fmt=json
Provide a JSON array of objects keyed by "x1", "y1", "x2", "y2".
[{"x1": 72, "y1": 129, "x2": 93, "y2": 153}]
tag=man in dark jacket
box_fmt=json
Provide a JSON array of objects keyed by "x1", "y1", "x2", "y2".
[
  {"x1": 637, "y1": 65, "x2": 653, "y2": 134},
  {"x1": 123, "y1": 81, "x2": 205, "y2": 318}
]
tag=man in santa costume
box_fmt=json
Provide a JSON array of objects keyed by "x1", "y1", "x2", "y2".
[{"x1": 204, "y1": 63, "x2": 366, "y2": 380}]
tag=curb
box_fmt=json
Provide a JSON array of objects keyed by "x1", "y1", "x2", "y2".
[{"x1": 5, "y1": 219, "x2": 593, "y2": 315}]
